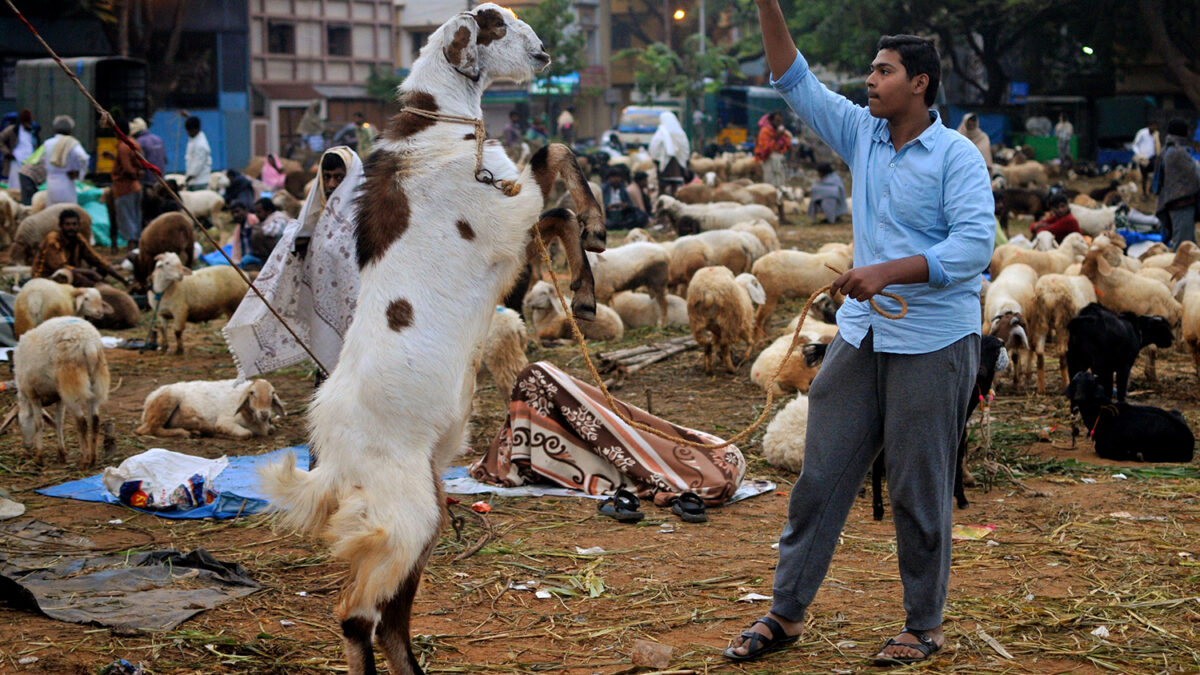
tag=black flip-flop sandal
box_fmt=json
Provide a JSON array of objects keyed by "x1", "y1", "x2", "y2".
[
  {"x1": 873, "y1": 627, "x2": 942, "y2": 666},
  {"x1": 723, "y1": 616, "x2": 799, "y2": 662},
  {"x1": 597, "y1": 488, "x2": 644, "y2": 523},
  {"x1": 670, "y1": 491, "x2": 707, "y2": 523}
]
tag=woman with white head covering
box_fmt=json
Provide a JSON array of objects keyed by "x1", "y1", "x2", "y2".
[
  {"x1": 41, "y1": 115, "x2": 90, "y2": 205},
  {"x1": 649, "y1": 111, "x2": 690, "y2": 195},
  {"x1": 224, "y1": 146, "x2": 364, "y2": 386},
  {"x1": 956, "y1": 113, "x2": 992, "y2": 167}
]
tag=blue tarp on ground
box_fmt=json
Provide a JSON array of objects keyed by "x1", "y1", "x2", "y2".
[{"x1": 37, "y1": 445, "x2": 310, "y2": 519}]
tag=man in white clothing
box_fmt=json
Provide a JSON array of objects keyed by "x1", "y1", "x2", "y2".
[
  {"x1": 1132, "y1": 121, "x2": 1159, "y2": 197},
  {"x1": 41, "y1": 115, "x2": 90, "y2": 206},
  {"x1": 184, "y1": 116, "x2": 212, "y2": 191}
]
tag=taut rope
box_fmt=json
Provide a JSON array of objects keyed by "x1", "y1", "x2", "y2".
[
  {"x1": 398, "y1": 107, "x2": 521, "y2": 197},
  {"x1": 532, "y1": 228, "x2": 908, "y2": 450}
]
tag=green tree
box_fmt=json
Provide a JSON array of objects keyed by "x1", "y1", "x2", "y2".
[
  {"x1": 616, "y1": 35, "x2": 741, "y2": 112},
  {"x1": 521, "y1": 0, "x2": 589, "y2": 118}
]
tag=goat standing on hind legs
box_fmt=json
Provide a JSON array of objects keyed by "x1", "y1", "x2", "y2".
[{"x1": 259, "y1": 6, "x2": 605, "y2": 675}]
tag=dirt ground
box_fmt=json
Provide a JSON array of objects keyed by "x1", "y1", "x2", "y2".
[{"x1": 1, "y1": 181, "x2": 1199, "y2": 675}]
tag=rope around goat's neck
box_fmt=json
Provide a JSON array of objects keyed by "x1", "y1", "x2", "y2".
[
  {"x1": 532, "y1": 229, "x2": 908, "y2": 450},
  {"x1": 399, "y1": 107, "x2": 521, "y2": 197}
]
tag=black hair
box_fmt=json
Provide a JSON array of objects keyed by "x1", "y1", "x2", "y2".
[
  {"x1": 605, "y1": 167, "x2": 625, "y2": 180},
  {"x1": 321, "y1": 152, "x2": 347, "y2": 172},
  {"x1": 58, "y1": 208, "x2": 80, "y2": 225},
  {"x1": 817, "y1": 162, "x2": 834, "y2": 177},
  {"x1": 876, "y1": 35, "x2": 940, "y2": 106},
  {"x1": 114, "y1": 117, "x2": 130, "y2": 136},
  {"x1": 185, "y1": 116, "x2": 201, "y2": 132},
  {"x1": 254, "y1": 197, "x2": 276, "y2": 213},
  {"x1": 229, "y1": 201, "x2": 248, "y2": 211},
  {"x1": 633, "y1": 171, "x2": 648, "y2": 182},
  {"x1": 1167, "y1": 118, "x2": 1189, "y2": 138},
  {"x1": 1047, "y1": 193, "x2": 1068, "y2": 207}
]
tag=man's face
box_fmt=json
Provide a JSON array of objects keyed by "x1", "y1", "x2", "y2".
[
  {"x1": 1052, "y1": 202, "x2": 1070, "y2": 217},
  {"x1": 186, "y1": 127, "x2": 198, "y2": 138},
  {"x1": 866, "y1": 49, "x2": 918, "y2": 119},
  {"x1": 60, "y1": 215, "x2": 80, "y2": 237},
  {"x1": 230, "y1": 205, "x2": 247, "y2": 224},
  {"x1": 323, "y1": 166, "x2": 347, "y2": 198},
  {"x1": 252, "y1": 204, "x2": 268, "y2": 221}
]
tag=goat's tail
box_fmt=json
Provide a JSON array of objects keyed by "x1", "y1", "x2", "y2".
[{"x1": 260, "y1": 452, "x2": 337, "y2": 536}]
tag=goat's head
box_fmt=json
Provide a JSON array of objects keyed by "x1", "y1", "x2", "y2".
[
  {"x1": 432, "y1": 4, "x2": 549, "y2": 84},
  {"x1": 989, "y1": 311, "x2": 1029, "y2": 351},
  {"x1": 811, "y1": 293, "x2": 840, "y2": 324},
  {"x1": 150, "y1": 252, "x2": 190, "y2": 294},
  {"x1": 72, "y1": 287, "x2": 112, "y2": 320},
  {"x1": 238, "y1": 379, "x2": 285, "y2": 436},
  {"x1": 1137, "y1": 314, "x2": 1175, "y2": 349},
  {"x1": 522, "y1": 280, "x2": 559, "y2": 313},
  {"x1": 1065, "y1": 370, "x2": 1106, "y2": 413}
]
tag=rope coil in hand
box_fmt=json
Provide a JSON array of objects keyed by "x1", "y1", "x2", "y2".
[{"x1": 532, "y1": 227, "x2": 908, "y2": 450}]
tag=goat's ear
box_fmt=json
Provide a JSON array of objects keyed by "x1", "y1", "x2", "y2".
[
  {"x1": 100, "y1": 301, "x2": 114, "y2": 316},
  {"x1": 442, "y1": 15, "x2": 481, "y2": 80},
  {"x1": 181, "y1": 265, "x2": 193, "y2": 276},
  {"x1": 1095, "y1": 252, "x2": 1113, "y2": 275},
  {"x1": 271, "y1": 393, "x2": 286, "y2": 417},
  {"x1": 236, "y1": 389, "x2": 254, "y2": 419}
]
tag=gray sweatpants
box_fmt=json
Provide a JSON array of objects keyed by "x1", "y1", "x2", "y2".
[{"x1": 771, "y1": 328, "x2": 978, "y2": 631}]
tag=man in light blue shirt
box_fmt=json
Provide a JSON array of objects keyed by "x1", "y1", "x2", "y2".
[{"x1": 725, "y1": 0, "x2": 994, "y2": 667}]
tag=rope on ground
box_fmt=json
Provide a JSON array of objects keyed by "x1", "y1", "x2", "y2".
[
  {"x1": 532, "y1": 227, "x2": 907, "y2": 450},
  {"x1": 5, "y1": 0, "x2": 330, "y2": 376}
]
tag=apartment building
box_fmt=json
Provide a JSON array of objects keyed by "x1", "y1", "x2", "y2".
[{"x1": 249, "y1": 0, "x2": 395, "y2": 155}]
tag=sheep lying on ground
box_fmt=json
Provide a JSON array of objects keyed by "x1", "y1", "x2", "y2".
[
  {"x1": 10, "y1": 204, "x2": 92, "y2": 264},
  {"x1": 750, "y1": 328, "x2": 834, "y2": 395},
  {"x1": 587, "y1": 241, "x2": 670, "y2": 325},
  {"x1": 686, "y1": 268, "x2": 765, "y2": 373},
  {"x1": 654, "y1": 195, "x2": 779, "y2": 233},
  {"x1": 89, "y1": 282, "x2": 141, "y2": 330},
  {"x1": 1067, "y1": 371, "x2": 1193, "y2": 462},
  {"x1": 478, "y1": 306, "x2": 529, "y2": 395},
  {"x1": 761, "y1": 392, "x2": 809, "y2": 472},
  {"x1": 14, "y1": 278, "x2": 110, "y2": 337},
  {"x1": 148, "y1": 252, "x2": 247, "y2": 354},
  {"x1": 1030, "y1": 274, "x2": 1097, "y2": 394},
  {"x1": 136, "y1": 379, "x2": 284, "y2": 438},
  {"x1": 611, "y1": 291, "x2": 687, "y2": 328},
  {"x1": 132, "y1": 212, "x2": 196, "y2": 292},
  {"x1": 523, "y1": 280, "x2": 623, "y2": 342},
  {"x1": 751, "y1": 244, "x2": 853, "y2": 337},
  {"x1": 15, "y1": 317, "x2": 109, "y2": 467},
  {"x1": 1067, "y1": 302, "x2": 1173, "y2": 403}
]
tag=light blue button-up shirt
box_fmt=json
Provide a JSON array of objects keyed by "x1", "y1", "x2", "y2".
[{"x1": 772, "y1": 51, "x2": 995, "y2": 354}]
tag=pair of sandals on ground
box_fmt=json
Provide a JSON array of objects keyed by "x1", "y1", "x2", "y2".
[
  {"x1": 725, "y1": 615, "x2": 943, "y2": 665},
  {"x1": 596, "y1": 488, "x2": 707, "y2": 523}
]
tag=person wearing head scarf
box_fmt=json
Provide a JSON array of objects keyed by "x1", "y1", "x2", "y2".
[
  {"x1": 956, "y1": 113, "x2": 992, "y2": 167},
  {"x1": 649, "y1": 111, "x2": 690, "y2": 195},
  {"x1": 130, "y1": 117, "x2": 167, "y2": 188},
  {"x1": 1153, "y1": 118, "x2": 1200, "y2": 250},
  {"x1": 224, "y1": 147, "x2": 364, "y2": 389},
  {"x1": 0, "y1": 109, "x2": 40, "y2": 190},
  {"x1": 41, "y1": 115, "x2": 90, "y2": 205}
]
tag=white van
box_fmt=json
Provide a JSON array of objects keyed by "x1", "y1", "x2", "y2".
[{"x1": 616, "y1": 105, "x2": 683, "y2": 149}]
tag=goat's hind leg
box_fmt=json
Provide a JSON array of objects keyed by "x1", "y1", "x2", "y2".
[
  {"x1": 376, "y1": 536, "x2": 439, "y2": 675},
  {"x1": 339, "y1": 615, "x2": 379, "y2": 675},
  {"x1": 532, "y1": 144, "x2": 606, "y2": 253}
]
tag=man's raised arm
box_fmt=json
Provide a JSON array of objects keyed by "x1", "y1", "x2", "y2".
[{"x1": 755, "y1": 0, "x2": 799, "y2": 81}]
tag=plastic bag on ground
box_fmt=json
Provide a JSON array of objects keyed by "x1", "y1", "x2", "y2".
[{"x1": 101, "y1": 448, "x2": 228, "y2": 511}]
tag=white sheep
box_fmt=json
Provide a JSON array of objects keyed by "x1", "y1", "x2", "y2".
[
  {"x1": 761, "y1": 392, "x2": 809, "y2": 472},
  {"x1": 135, "y1": 378, "x2": 284, "y2": 439},
  {"x1": 14, "y1": 278, "x2": 110, "y2": 337},
  {"x1": 1179, "y1": 263, "x2": 1200, "y2": 383},
  {"x1": 984, "y1": 262, "x2": 1037, "y2": 388},
  {"x1": 148, "y1": 252, "x2": 247, "y2": 354},
  {"x1": 1032, "y1": 230, "x2": 1057, "y2": 251},
  {"x1": 750, "y1": 329, "x2": 831, "y2": 394},
  {"x1": 990, "y1": 231, "x2": 1087, "y2": 277},
  {"x1": 15, "y1": 317, "x2": 109, "y2": 467},
  {"x1": 1081, "y1": 248, "x2": 1181, "y2": 324},
  {"x1": 611, "y1": 291, "x2": 687, "y2": 328},
  {"x1": 992, "y1": 161, "x2": 1047, "y2": 189},
  {"x1": 1029, "y1": 273, "x2": 1097, "y2": 394},
  {"x1": 666, "y1": 235, "x2": 713, "y2": 294},
  {"x1": 523, "y1": 280, "x2": 623, "y2": 342},
  {"x1": 1069, "y1": 203, "x2": 1121, "y2": 236},
  {"x1": 732, "y1": 219, "x2": 781, "y2": 253},
  {"x1": 750, "y1": 243, "x2": 853, "y2": 337},
  {"x1": 478, "y1": 306, "x2": 529, "y2": 394},
  {"x1": 686, "y1": 268, "x2": 765, "y2": 373},
  {"x1": 654, "y1": 194, "x2": 779, "y2": 232},
  {"x1": 179, "y1": 189, "x2": 226, "y2": 220},
  {"x1": 587, "y1": 241, "x2": 670, "y2": 325}
]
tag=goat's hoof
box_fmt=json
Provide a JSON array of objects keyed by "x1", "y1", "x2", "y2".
[{"x1": 571, "y1": 304, "x2": 596, "y2": 322}]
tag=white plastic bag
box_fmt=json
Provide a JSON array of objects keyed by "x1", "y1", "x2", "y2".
[{"x1": 102, "y1": 448, "x2": 228, "y2": 510}]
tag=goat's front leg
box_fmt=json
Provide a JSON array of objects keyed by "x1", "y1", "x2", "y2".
[
  {"x1": 530, "y1": 144, "x2": 605, "y2": 254},
  {"x1": 530, "y1": 209, "x2": 596, "y2": 320}
]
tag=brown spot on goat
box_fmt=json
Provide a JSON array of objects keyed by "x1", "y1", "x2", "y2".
[
  {"x1": 473, "y1": 8, "x2": 507, "y2": 45},
  {"x1": 386, "y1": 298, "x2": 414, "y2": 332},
  {"x1": 456, "y1": 220, "x2": 476, "y2": 241},
  {"x1": 355, "y1": 151, "x2": 410, "y2": 268},
  {"x1": 444, "y1": 26, "x2": 473, "y2": 69},
  {"x1": 385, "y1": 91, "x2": 439, "y2": 140},
  {"x1": 463, "y1": 133, "x2": 476, "y2": 141}
]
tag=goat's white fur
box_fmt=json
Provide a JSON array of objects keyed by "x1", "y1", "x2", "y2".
[{"x1": 136, "y1": 379, "x2": 284, "y2": 439}]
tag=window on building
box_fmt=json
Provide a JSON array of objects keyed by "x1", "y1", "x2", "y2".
[
  {"x1": 611, "y1": 17, "x2": 633, "y2": 50},
  {"x1": 410, "y1": 30, "x2": 429, "y2": 65},
  {"x1": 327, "y1": 25, "x2": 352, "y2": 56},
  {"x1": 268, "y1": 21, "x2": 296, "y2": 54}
]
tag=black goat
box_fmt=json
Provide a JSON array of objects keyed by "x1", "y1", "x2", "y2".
[
  {"x1": 1066, "y1": 303, "x2": 1173, "y2": 403},
  {"x1": 1066, "y1": 371, "x2": 1194, "y2": 462},
  {"x1": 802, "y1": 335, "x2": 1009, "y2": 520}
]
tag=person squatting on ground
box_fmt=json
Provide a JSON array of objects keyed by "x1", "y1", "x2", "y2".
[
  {"x1": 1153, "y1": 118, "x2": 1200, "y2": 251},
  {"x1": 1030, "y1": 193, "x2": 1080, "y2": 243},
  {"x1": 725, "y1": 0, "x2": 994, "y2": 666},
  {"x1": 31, "y1": 208, "x2": 128, "y2": 285},
  {"x1": 756, "y1": 111, "x2": 792, "y2": 189},
  {"x1": 807, "y1": 162, "x2": 847, "y2": 224},
  {"x1": 602, "y1": 167, "x2": 650, "y2": 230}
]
